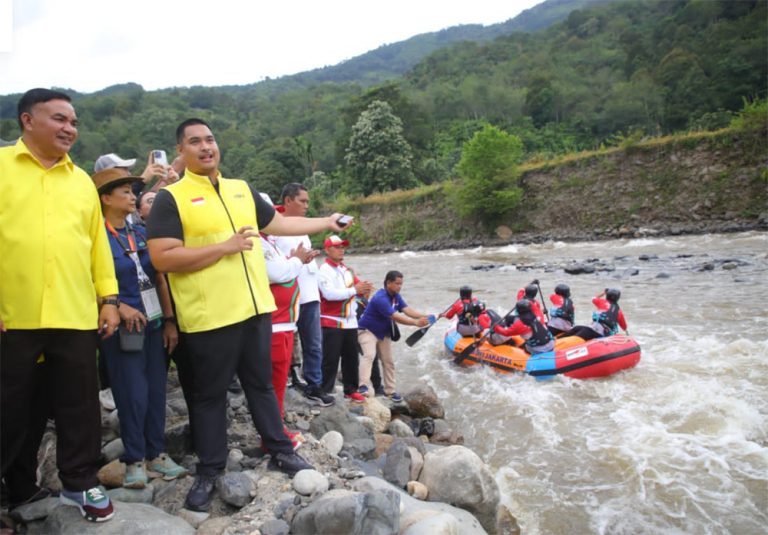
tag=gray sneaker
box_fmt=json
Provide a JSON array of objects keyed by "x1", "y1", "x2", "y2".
[{"x1": 304, "y1": 386, "x2": 335, "y2": 407}]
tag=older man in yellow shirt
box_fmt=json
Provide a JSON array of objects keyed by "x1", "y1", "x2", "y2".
[{"x1": 0, "y1": 89, "x2": 119, "y2": 522}]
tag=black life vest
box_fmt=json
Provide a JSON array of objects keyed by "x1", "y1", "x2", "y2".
[
  {"x1": 459, "y1": 298, "x2": 481, "y2": 326},
  {"x1": 519, "y1": 311, "x2": 553, "y2": 347},
  {"x1": 552, "y1": 297, "x2": 575, "y2": 324},
  {"x1": 595, "y1": 303, "x2": 620, "y2": 335}
]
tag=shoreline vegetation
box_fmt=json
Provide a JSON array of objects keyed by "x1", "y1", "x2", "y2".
[{"x1": 328, "y1": 122, "x2": 767, "y2": 254}]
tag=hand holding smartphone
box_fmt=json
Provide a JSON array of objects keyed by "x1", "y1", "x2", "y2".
[
  {"x1": 337, "y1": 214, "x2": 353, "y2": 227},
  {"x1": 152, "y1": 150, "x2": 168, "y2": 167}
]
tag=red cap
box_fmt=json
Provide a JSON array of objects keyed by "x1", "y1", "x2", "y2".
[{"x1": 324, "y1": 235, "x2": 349, "y2": 248}]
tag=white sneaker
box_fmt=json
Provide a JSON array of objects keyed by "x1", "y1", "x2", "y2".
[{"x1": 99, "y1": 388, "x2": 116, "y2": 411}]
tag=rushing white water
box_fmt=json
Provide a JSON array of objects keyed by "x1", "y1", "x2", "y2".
[{"x1": 349, "y1": 231, "x2": 768, "y2": 535}]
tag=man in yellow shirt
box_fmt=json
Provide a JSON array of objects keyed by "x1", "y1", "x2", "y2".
[
  {"x1": 147, "y1": 118, "x2": 351, "y2": 512},
  {"x1": 0, "y1": 89, "x2": 120, "y2": 523}
]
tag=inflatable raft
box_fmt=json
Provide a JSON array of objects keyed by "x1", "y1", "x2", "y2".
[{"x1": 443, "y1": 324, "x2": 640, "y2": 380}]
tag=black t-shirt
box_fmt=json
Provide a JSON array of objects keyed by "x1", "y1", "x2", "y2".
[{"x1": 146, "y1": 182, "x2": 276, "y2": 241}]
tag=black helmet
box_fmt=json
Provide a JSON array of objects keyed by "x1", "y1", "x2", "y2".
[
  {"x1": 516, "y1": 299, "x2": 532, "y2": 315},
  {"x1": 606, "y1": 288, "x2": 621, "y2": 303},
  {"x1": 459, "y1": 285, "x2": 472, "y2": 300},
  {"x1": 524, "y1": 284, "x2": 538, "y2": 299},
  {"x1": 555, "y1": 283, "x2": 571, "y2": 298}
]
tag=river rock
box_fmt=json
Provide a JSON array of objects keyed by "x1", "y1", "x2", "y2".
[
  {"x1": 310, "y1": 404, "x2": 376, "y2": 459},
  {"x1": 291, "y1": 488, "x2": 399, "y2": 535},
  {"x1": 106, "y1": 486, "x2": 154, "y2": 503},
  {"x1": 97, "y1": 458, "x2": 125, "y2": 488},
  {"x1": 320, "y1": 430, "x2": 344, "y2": 456},
  {"x1": 388, "y1": 418, "x2": 415, "y2": 438},
  {"x1": 164, "y1": 421, "x2": 191, "y2": 458},
  {"x1": 44, "y1": 502, "x2": 194, "y2": 534},
  {"x1": 8, "y1": 497, "x2": 60, "y2": 522},
  {"x1": 363, "y1": 397, "x2": 391, "y2": 433},
  {"x1": 196, "y1": 516, "x2": 232, "y2": 535},
  {"x1": 217, "y1": 472, "x2": 254, "y2": 507},
  {"x1": 292, "y1": 469, "x2": 329, "y2": 496},
  {"x1": 101, "y1": 438, "x2": 125, "y2": 462},
  {"x1": 406, "y1": 481, "x2": 429, "y2": 500},
  {"x1": 177, "y1": 508, "x2": 210, "y2": 528},
  {"x1": 418, "y1": 445, "x2": 500, "y2": 533},
  {"x1": 261, "y1": 518, "x2": 291, "y2": 535},
  {"x1": 564, "y1": 263, "x2": 596, "y2": 275},
  {"x1": 402, "y1": 511, "x2": 459, "y2": 534},
  {"x1": 383, "y1": 440, "x2": 411, "y2": 488},
  {"x1": 351, "y1": 476, "x2": 486, "y2": 535},
  {"x1": 403, "y1": 384, "x2": 445, "y2": 419},
  {"x1": 409, "y1": 447, "x2": 424, "y2": 480},
  {"x1": 374, "y1": 433, "x2": 395, "y2": 457}
]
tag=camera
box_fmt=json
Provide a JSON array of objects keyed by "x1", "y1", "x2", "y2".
[
  {"x1": 152, "y1": 150, "x2": 168, "y2": 166},
  {"x1": 337, "y1": 215, "x2": 353, "y2": 227}
]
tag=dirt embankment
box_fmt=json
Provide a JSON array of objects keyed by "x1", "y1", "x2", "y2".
[{"x1": 347, "y1": 129, "x2": 767, "y2": 252}]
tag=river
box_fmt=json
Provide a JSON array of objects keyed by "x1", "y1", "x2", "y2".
[{"x1": 348, "y1": 231, "x2": 767, "y2": 535}]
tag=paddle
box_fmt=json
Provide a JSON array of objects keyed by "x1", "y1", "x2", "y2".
[
  {"x1": 453, "y1": 305, "x2": 516, "y2": 364},
  {"x1": 405, "y1": 304, "x2": 452, "y2": 347},
  {"x1": 533, "y1": 279, "x2": 550, "y2": 321}
]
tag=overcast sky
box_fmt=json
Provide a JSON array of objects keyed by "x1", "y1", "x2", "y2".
[{"x1": 0, "y1": 0, "x2": 542, "y2": 95}]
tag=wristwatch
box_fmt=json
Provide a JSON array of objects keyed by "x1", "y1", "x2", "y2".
[{"x1": 102, "y1": 297, "x2": 120, "y2": 307}]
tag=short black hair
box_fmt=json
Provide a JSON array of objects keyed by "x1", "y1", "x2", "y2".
[
  {"x1": 281, "y1": 182, "x2": 307, "y2": 202},
  {"x1": 384, "y1": 270, "x2": 403, "y2": 287},
  {"x1": 17, "y1": 88, "x2": 71, "y2": 130},
  {"x1": 176, "y1": 118, "x2": 212, "y2": 144}
]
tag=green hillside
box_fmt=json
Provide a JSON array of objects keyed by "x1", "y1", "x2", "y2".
[{"x1": 1, "y1": 0, "x2": 765, "y2": 211}]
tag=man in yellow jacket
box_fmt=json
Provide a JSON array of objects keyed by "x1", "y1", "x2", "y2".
[
  {"x1": 0, "y1": 88, "x2": 120, "y2": 522},
  {"x1": 147, "y1": 118, "x2": 350, "y2": 512}
]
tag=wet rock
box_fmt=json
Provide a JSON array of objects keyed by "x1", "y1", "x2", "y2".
[
  {"x1": 217, "y1": 472, "x2": 255, "y2": 508},
  {"x1": 404, "y1": 384, "x2": 445, "y2": 419},
  {"x1": 722, "y1": 262, "x2": 738, "y2": 270},
  {"x1": 696, "y1": 262, "x2": 715, "y2": 272},
  {"x1": 320, "y1": 430, "x2": 344, "y2": 456},
  {"x1": 496, "y1": 504, "x2": 522, "y2": 535},
  {"x1": 470, "y1": 264, "x2": 500, "y2": 271},
  {"x1": 656, "y1": 272, "x2": 671, "y2": 279},
  {"x1": 292, "y1": 469, "x2": 329, "y2": 496},
  {"x1": 383, "y1": 441, "x2": 411, "y2": 488},
  {"x1": 45, "y1": 502, "x2": 194, "y2": 534},
  {"x1": 623, "y1": 267, "x2": 640, "y2": 277},
  {"x1": 638, "y1": 254, "x2": 658, "y2": 261},
  {"x1": 564, "y1": 263, "x2": 596, "y2": 275},
  {"x1": 418, "y1": 445, "x2": 500, "y2": 533}
]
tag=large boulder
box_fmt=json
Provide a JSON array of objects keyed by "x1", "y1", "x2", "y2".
[
  {"x1": 403, "y1": 384, "x2": 445, "y2": 419},
  {"x1": 418, "y1": 445, "x2": 500, "y2": 533},
  {"x1": 382, "y1": 440, "x2": 411, "y2": 488},
  {"x1": 291, "y1": 488, "x2": 399, "y2": 535},
  {"x1": 351, "y1": 477, "x2": 486, "y2": 535},
  {"x1": 44, "y1": 502, "x2": 194, "y2": 534}
]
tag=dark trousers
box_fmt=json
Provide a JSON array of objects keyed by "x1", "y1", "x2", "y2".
[
  {"x1": 181, "y1": 315, "x2": 292, "y2": 476},
  {"x1": 321, "y1": 327, "x2": 359, "y2": 395},
  {"x1": 100, "y1": 321, "x2": 167, "y2": 464},
  {"x1": 1, "y1": 330, "x2": 101, "y2": 491},
  {"x1": 3, "y1": 359, "x2": 48, "y2": 504},
  {"x1": 168, "y1": 337, "x2": 196, "y2": 452}
]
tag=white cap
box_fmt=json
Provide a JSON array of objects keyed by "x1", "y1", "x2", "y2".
[{"x1": 94, "y1": 153, "x2": 136, "y2": 173}]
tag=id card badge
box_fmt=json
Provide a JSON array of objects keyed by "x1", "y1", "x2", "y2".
[{"x1": 140, "y1": 286, "x2": 163, "y2": 321}]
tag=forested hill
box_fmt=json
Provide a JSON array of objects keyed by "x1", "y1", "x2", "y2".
[
  {"x1": 283, "y1": 0, "x2": 612, "y2": 87},
  {"x1": 0, "y1": 0, "x2": 765, "y2": 211}
]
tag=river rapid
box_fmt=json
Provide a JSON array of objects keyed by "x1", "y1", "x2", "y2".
[{"x1": 347, "y1": 231, "x2": 768, "y2": 535}]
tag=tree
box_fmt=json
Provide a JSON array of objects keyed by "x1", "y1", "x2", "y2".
[
  {"x1": 452, "y1": 124, "x2": 523, "y2": 222},
  {"x1": 344, "y1": 100, "x2": 417, "y2": 196}
]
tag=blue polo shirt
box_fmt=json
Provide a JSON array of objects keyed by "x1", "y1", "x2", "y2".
[
  {"x1": 106, "y1": 223, "x2": 157, "y2": 314},
  {"x1": 358, "y1": 288, "x2": 407, "y2": 340}
]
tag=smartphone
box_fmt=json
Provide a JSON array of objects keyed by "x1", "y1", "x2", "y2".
[
  {"x1": 152, "y1": 150, "x2": 168, "y2": 166},
  {"x1": 337, "y1": 215, "x2": 353, "y2": 227}
]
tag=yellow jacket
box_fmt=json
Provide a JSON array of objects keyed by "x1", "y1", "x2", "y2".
[
  {"x1": 0, "y1": 140, "x2": 118, "y2": 330},
  {"x1": 164, "y1": 170, "x2": 276, "y2": 333}
]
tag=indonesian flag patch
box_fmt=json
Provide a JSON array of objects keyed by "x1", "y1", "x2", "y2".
[{"x1": 191, "y1": 197, "x2": 205, "y2": 206}]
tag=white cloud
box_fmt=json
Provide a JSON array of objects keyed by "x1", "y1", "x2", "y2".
[{"x1": 0, "y1": 0, "x2": 541, "y2": 94}]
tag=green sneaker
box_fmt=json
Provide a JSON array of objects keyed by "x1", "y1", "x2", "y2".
[
  {"x1": 123, "y1": 461, "x2": 147, "y2": 489},
  {"x1": 148, "y1": 453, "x2": 187, "y2": 481}
]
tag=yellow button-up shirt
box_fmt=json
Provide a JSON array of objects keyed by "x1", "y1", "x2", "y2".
[{"x1": 0, "y1": 139, "x2": 118, "y2": 330}]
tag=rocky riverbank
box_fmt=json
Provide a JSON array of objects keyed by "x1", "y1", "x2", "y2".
[{"x1": 2, "y1": 375, "x2": 517, "y2": 535}]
